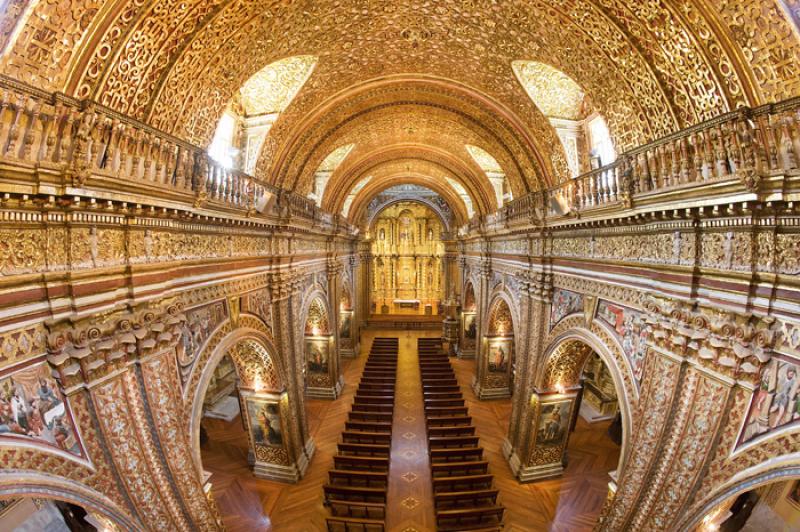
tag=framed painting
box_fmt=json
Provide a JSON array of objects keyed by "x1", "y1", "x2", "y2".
[
  {"x1": 245, "y1": 396, "x2": 284, "y2": 448},
  {"x1": 488, "y1": 337, "x2": 512, "y2": 373},
  {"x1": 536, "y1": 400, "x2": 572, "y2": 448},
  {"x1": 305, "y1": 338, "x2": 330, "y2": 375}
]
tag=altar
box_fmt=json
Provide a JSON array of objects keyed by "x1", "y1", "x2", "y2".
[{"x1": 393, "y1": 299, "x2": 420, "y2": 313}]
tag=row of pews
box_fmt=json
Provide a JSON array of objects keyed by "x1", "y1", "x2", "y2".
[
  {"x1": 418, "y1": 338, "x2": 505, "y2": 532},
  {"x1": 324, "y1": 337, "x2": 399, "y2": 532}
]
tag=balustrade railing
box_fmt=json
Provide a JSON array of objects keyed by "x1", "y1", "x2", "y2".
[
  {"x1": 493, "y1": 97, "x2": 800, "y2": 226},
  {"x1": 0, "y1": 75, "x2": 349, "y2": 232}
]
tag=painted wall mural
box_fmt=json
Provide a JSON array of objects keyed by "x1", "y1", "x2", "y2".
[
  {"x1": 595, "y1": 300, "x2": 650, "y2": 384},
  {"x1": 740, "y1": 355, "x2": 800, "y2": 447},
  {"x1": 177, "y1": 301, "x2": 228, "y2": 385},
  {"x1": 305, "y1": 338, "x2": 331, "y2": 388},
  {"x1": 550, "y1": 289, "x2": 583, "y2": 330},
  {"x1": 0, "y1": 359, "x2": 84, "y2": 459},
  {"x1": 241, "y1": 288, "x2": 273, "y2": 336}
]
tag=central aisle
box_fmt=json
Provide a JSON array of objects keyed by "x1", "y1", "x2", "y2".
[{"x1": 383, "y1": 330, "x2": 438, "y2": 531}]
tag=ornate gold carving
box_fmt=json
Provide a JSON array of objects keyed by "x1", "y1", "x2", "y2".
[
  {"x1": 512, "y1": 61, "x2": 585, "y2": 120},
  {"x1": 239, "y1": 56, "x2": 317, "y2": 116}
]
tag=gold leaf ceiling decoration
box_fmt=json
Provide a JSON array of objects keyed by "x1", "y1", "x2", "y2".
[
  {"x1": 239, "y1": 55, "x2": 318, "y2": 116},
  {"x1": 317, "y1": 144, "x2": 356, "y2": 173},
  {"x1": 1, "y1": 0, "x2": 799, "y2": 199},
  {"x1": 465, "y1": 145, "x2": 505, "y2": 174},
  {"x1": 511, "y1": 61, "x2": 586, "y2": 121}
]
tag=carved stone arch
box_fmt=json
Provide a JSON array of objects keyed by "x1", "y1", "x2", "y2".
[
  {"x1": 538, "y1": 322, "x2": 636, "y2": 472},
  {"x1": 462, "y1": 279, "x2": 477, "y2": 312},
  {"x1": 678, "y1": 461, "x2": 800, "y2": 531},
  {"x1": 484, "y1": 290, "x2": 518, "y2": 337},
  {"x1": 0, "y1": 472, "x2": 142, "y2": 531},
  {"x1": 186, "y1": 315, "x2": 283, "y2": 475},
  {"x1": 299, "y1": 287, "x2": 333, "y2": 337}
]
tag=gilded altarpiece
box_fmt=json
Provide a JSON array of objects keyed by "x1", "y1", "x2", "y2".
[{"x1": 370, "y1": 202, "x2": 444, "y2": 316}]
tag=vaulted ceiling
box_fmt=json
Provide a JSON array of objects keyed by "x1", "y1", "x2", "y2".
[{"x1": 2, "y1": 0, "x2": 798, "y2": 207}]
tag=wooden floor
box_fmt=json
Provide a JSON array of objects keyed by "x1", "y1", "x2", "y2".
[{"x1": 201, "y1": 330, "x2": 620, "y2": 531}]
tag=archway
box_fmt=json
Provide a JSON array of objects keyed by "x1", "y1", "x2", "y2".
[
  {"x1": 0, "y1": 496, "x2": 116, "y2": 531},
  {"x1": 474, "y1": 296, "x2": 516, "y2": 399},
  {"x1": 302, "y1": 294, "x2": 340, "y2": 399},
  {"x1": 459, "y1": 281, "x2": 477, "y2": 359},
  {"x1": 192, "y1": 329, "x2": 302, "y2": 485},
  {"x1": 0, "y1": 473, "x2": 140, "y2": 531},
  {"x1": 369, "y1": 201, "x2": 445, "y2": 317},
  {"x1": 687, "y1": 473, "x2": 800, "y2": 531},
  {"x1": 517, "y1": 330, "x2": 633, "y2": 521}
]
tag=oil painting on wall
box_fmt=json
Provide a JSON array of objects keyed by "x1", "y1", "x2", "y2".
[
  {"x1": 463, "y1": 312, "x2": 477, "y2": 349},
  {"x1": 596, "y1": 300, "x2": 649, "y2": 384},
  {"x1": 306, "y1": 338, "x2": 330, "y2": 374},
  {"x1": 550, "y1": 289, "x2": 583, "y2": 330},
  {"x1": 536, "y1": 400, "x2": 571, "y2": 448},
  {"x1": 740, "y1": 355, "x2": 800, "y2": 446},
  {"x1": 245, "y1": 396, "x2": 284, "y2": 448},
  {"x1": 0, "y1": 360, "x2": 84, "y2": 458},
  {"x1": 488, "y1": 337, "x2": 512, "y2": 373},
  {"x1": 339, "y1": 311, "x2": 352, "y2": 340}
]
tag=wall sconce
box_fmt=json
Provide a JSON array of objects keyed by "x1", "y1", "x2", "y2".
[
  {"x1": 254, "y1": 374, "x2": 265, "y2": 393},
  {"x1": 555, "y1": 382, "x2": 566, "y2": 394}
]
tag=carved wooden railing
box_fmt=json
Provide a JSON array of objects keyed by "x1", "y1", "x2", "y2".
[
  {"x1": 0, "y1": 75, "x2": 353, "y2": 233},
  {"x1": 487, "y1": 97, "x2": 800, "y2": 228}
]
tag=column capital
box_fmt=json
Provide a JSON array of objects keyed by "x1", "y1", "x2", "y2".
[
  {"x1": 644, "y1": 294, "x2": 778, "y2": 385},
  {"x1": 46, "y1": 297, "x2": 186, "y2": 390}
]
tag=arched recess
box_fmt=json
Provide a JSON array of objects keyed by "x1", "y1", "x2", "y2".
[
  {"x1": 338, "y1": 282, "x2": 355, "y2": 357},
  {"x1": 459, "y1": 281, "x2": 478, "y2": 359},
  {"x1": 537, "y1": 327, "x2": 635, "y2": 474},
  {"x1": 679, "y1": 462, "x2": 800, "y2": 531},
  {"x1": 0, "y1": 472, "x2": 141, "y2": 531},
  {"x1": 189, "y1": 319, "x2": 304, "y2": 483},
  {"x1": 474, "y1": 294, "x2": 517, "y2": 399},
  {"x1": 366, "y1": 196, "x2": 452, "y2": 234},
  {"x1": 299, "y1": 290, "x2": 341, "y2": 399}
]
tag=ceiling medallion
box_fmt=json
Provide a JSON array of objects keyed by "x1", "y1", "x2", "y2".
[{"x1": 400, "y1": 25, "x2": 432, "y2": 48}]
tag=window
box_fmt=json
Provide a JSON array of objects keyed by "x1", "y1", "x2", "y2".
[
  {"x1": 588, "y1": 115, "x2": 616, "y2": 168},
  {"x1": 208, "y1": 112, "x2": 238, "y2": 169}
]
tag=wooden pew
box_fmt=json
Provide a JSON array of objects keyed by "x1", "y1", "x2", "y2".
[
  {"x1": 333, "y1": 455, "x2": 389, "y2": 472},
  {"x1": 426, "y1": 415, "x2": 472, "y2": 427},
  {"x1": 424, "y1": 398, "x2": 465, "y2": 407},
  {"x1": 428, "y1": 435, "x2": 480, "y2": 449},
  {"x1": 352, "y1": 403, "x2": 394, "y2": 414},
  {"x1": 327, "y1": 499, "x2": 386, "y2": 520},
  {"x1": 429, "y1": 447, "x2": 484, "y2": 463},
  {"x1": 432, "y1": 474, "x2": 494, "y2": 493},
  {"x1": 435, "y1": 506, "x2": 504, "y2": 531},
  {"x1": 434, "y1": 489, "x2": 499, "y2": 510},
  {"x1": 326, "y1": 516, "x2": 385, "y2": 532},
  {"x1": 342, "y1": 431, "x2": 392, "y2": 445},
  {"x1": 345, "y1": 421, "x2": 392, "y2": 434},
  {"x1": 421, "y1": 378, "x2": 459, "y2": 387},
  {"x1": 424, "y1": 406, "x2": 469, "y2": 417},
  {"x1": 348, "y1": 411, "x2": 393, "y2": 423},
  {"x1": 431, "y1": 460, "x2": 489, "y2": 477},
  {"x1": 354, "y1": 394, "x2": 395, "y2": 403},
  {"x1": 329, "y1": 469, "x2": 388, "y2": 488},
  {"x1": 427, "y1": 425, "x2": 476, "y2": 437},
  {"x1": 337, "y1": 442, "x2": 391, "y2": 457},
  {"x1": 423, "y1": 384, "x2": 460, "y2": 393},
  {"x1": 323, "y1": 484, "x2": 387, "y2": 504}
]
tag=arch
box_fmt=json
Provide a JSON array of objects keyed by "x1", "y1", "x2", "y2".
[
  {"x1": 188, "y1": 318, "x2": 284, "y2": 476},
  {"x1": 538, "y1": 326, "x2": 635, "y2": 473},
  {"x1": 485, "y1": 291, "x2": 518, "y2": 338},
  {"x1": 678, "y1": 461, "x2": 800, "y2": 531},
  {"x1": 463, "y1": 281, "x2": 476, "y2": 312},
  {"x1": 0, "y1": 472, "x2": 141, "y2": 531}
]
